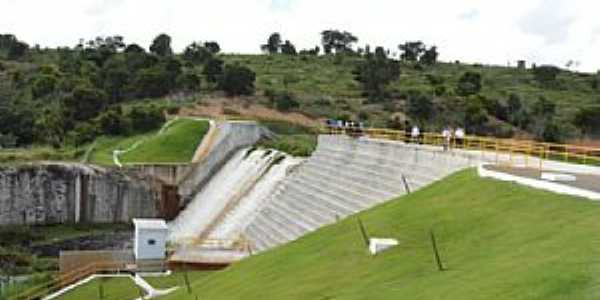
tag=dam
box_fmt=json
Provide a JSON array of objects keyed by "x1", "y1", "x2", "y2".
[{"x1": 5, "y1": 120, "x2": 597, "y2": 265}]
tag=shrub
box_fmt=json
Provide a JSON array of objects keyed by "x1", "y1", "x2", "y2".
[
  {"x1": 456, "y1": 71, "x2": 482, "y2": 96},
  {"x1": 70, "y1": 122, "x2": 99, "y2": 146},
  {"x1": 96, "y1": 107, "x2": 128, "y2": 136},
  {"x1": 128, "y1": 105, "x2": 165, "y2": 133},
  {"x1": 218, "y1": 64, "x2": 256, "y2": 96}
]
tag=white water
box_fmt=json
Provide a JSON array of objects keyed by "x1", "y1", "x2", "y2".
[
  {"x1": 207, "y1": 155, "x2": 303, "y2": 241},
  {"x1": 168, "y1": 148, "x2": 298, "y2": 243}
]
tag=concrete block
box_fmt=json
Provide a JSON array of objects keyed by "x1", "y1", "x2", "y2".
[{"x1": 369, "y1": 238, "x2": 399, "y2": 255}]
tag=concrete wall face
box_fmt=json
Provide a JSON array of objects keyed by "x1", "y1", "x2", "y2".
[
  {"x1": 178, "y1": 122, "x2": 267, "y2": 201},
  {"x1": 244, "y1": 135, "x2": 482, "y2": 253},
  {"x1": 0, "y1": 163, "x2": 159, "y2": 226}
]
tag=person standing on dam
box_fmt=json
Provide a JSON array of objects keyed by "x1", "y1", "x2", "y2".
[
  {"x1": 442, "y1": 127, "x2": 451, "y2": 151},
  {"x1": 455, "y1": 127, "x2": 465, "y2": 148},
  {"x1": 411, "y1": 125, "x2": 421, "y2": 144}
]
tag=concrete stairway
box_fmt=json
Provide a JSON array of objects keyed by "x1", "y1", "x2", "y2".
[{"x1": 244, "y1": 135, "x2": 479, "y2": 253}]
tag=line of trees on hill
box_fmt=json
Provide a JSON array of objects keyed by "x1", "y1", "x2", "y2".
[
  {"x1": 1, "y1": 30, "x2": 600, "y2": 148},
  {"x1": 0, "y1": 33, "x2": 257, "y2": 147}
]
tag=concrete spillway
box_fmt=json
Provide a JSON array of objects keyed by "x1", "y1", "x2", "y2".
[
  {"x1": 168, "y1": 148, "x2": 302, "y2": 243},
  {"x1": 242, "y1": 135, "x2": 481, "y2": 253}
]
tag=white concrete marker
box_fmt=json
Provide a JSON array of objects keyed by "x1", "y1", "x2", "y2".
[
  {"x1": 369, "y1": 238, "x2": 399, "y2": 255},
  {"x1": 541, "y1": 172, "x2": 577, "y2": 182}
]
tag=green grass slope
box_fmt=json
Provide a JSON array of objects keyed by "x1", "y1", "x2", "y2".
[
  {"x1": 120, "y1": 118, "x2": 209, "y2": 164},
  {"x1": 54, "y1": 277, "x2": 143, "y2": 300},
  {"x1": 88, "y1": 118, "x2": 209, "y2": 165},
  {"x1": 161, "y1": 169, "x2": 600, "y2": 300}
]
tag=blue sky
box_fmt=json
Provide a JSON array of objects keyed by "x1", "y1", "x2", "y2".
[{"x1": 2, "y1": 0, "x2": 600, "y2": 72}]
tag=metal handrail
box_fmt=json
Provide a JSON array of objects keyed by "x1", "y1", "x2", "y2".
[{"x1": 323, "y1": 126, "x2": 600, "y2": 169}]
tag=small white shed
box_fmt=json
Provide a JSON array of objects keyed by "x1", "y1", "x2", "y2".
[{"x1": 133, "y1": 218, "x2": 168, "y2": 260}]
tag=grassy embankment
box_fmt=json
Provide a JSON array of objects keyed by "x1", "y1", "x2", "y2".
[
  {"x1": 89, "y1": 118, "x2": 209, "y2": 166},
  {"x1": 157, "y1": 169, "x2": 600, "y2": 300}
]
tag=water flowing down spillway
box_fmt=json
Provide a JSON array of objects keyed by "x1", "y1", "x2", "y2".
[
  {"x1": 207, "y1": 154, "x2": 303, "y2": 241},
  {"x1": 168, "y1": 148, "x2": 302, "y2": 243}
]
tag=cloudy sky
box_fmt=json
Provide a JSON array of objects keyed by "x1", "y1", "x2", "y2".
[{"x1": 2, "y1": 0, "x2": 600, "y2": 72}]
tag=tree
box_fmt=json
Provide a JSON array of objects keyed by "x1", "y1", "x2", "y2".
[
  {"x1": 128, "y1": 105, "x2": 165, "y2": 132},
  {"x1": 124, "y1": 43, "x2": 145, "y2": 54},
  {"x1": 532, "y1": 96, "x2": 556, "y2": 118},
  {"x1": 203, "y1": 57, "x2": 224, "y2": 84},
  {"x1": 353, "y1": 47, "x2": 400, "y2": 100},
  {"x1": 456, "y1": 71, "x2": 482, "y2": 96},
  {"x1": 574, "y1": 106, "x2": 600, "y2": 135},
  {"x1": 63, "y1": 85, "x2": 108, "y2": 122},
  {"x1": 76, "y1": 36, "x2": 125, "y2": 67},
  {"x1": 150, "y1": 33, "x2": 173, "y2": 57},
  {"x1": 102, "y1": 56, "x2": 130, "y2": 102},
  {"x1": 533, "y1": 65, "x2": 560, "y2": 85},
  {"x1": 407, "y1": 91, "x2": 434, "y2": 122},
  {"x1": 399, "y1": 41, "x2": 425, "y2": 62},
  {"x1": 32, "y1": 75, "x2": 58, "y2": 98},
  {"x1": 507, "y1": 93, "x2": 522, "y2": 115},
  {"x1": 420, "y1": 46, "x2": 438, "y2": 65},
  {"x1": 131, "y1": 66, "x2": 171, "y2": 98},
  {"x1": 261, "y1": 33, "x2": 282, "y2": 54},
  {"x1": 96, "y1": 107, "x2": 127, "y2": 136},
  {"x1": 299, "y1": 46, "x2": 320, "y2": 56},
  {"x1": 464, "y1": 96, "x2": 488, "y2": 133},
  {"x1": 321, "y1": 30, "x2": 358, "y2": 54},
  {"x1": 204, "y1": 41, "x2": 221, "y2": 54},
  {"x1": 8, "y1": 41, "x2": 28, "y2": 59},
  {"x1": 177, "y1": 71, "x2": 201, "y2": 93},
  {"x1": 0, "y1": 34, "x2": 29, "y2": 59},
  {"x1": 218, "y1": 64, "x2": 256, "y2": 96},
  {"x1": 183, "y1": 42, "x2": 212, "y2": 64},
  {"x1": 273, "y1": 91, "x2": 300, "y2": 112},
  {"x1": 281, "y1": 40, "x2": 297, "y2": 55}
]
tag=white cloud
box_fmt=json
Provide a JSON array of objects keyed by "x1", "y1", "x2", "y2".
[{"x1": 1, "y1": 0, "x2": 600, "y2": 72}]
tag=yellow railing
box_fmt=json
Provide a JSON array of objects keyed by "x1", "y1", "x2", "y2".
[{"x1": 323, "y1": 127, "x2": 600, "y2": 169}]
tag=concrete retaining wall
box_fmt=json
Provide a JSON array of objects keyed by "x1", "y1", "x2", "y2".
[{"x1": 0, "y1": 163, "x2": 159, "y2": 226}]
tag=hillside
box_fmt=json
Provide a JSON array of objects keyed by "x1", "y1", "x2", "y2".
[
  {"x1": 1, "y1": 34, "x2": 600, "y2": 156},
  {"x1": 221, "y1": 54, "x2": 600, "y2": 137},
  {"x1": 159, "y1": 169, "x2": 600, "y2": 300}
]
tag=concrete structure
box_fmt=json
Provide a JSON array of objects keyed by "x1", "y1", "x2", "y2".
[
  {"x1": 369, "y1": 238, "x2": 399, "y2": 255},
  {"x1": 479, "y1": 164, "x2": 600, "y2": 200},
  {"x1": 203, "y1": 135, "x2": 482, "y2": 254},
  {"x1": 134, "y1": 219, "x2": 168, "y2": 260},
  {"x1": 0, "y1": 163, "x2": 160, "y2": 226},
  {"x1": 177, "y1": 121, "x2": 269, "y2": 203}
]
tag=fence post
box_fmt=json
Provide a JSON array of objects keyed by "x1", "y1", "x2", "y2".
[{"x1": 430, "y1": 229, "x2": 445, "y2": 271}]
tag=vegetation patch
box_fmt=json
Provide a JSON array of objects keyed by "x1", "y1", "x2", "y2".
[
  {"x1": 54, "y1": 277, "x2": 143, "y2": 300},
  {"x1": 257, "y1": 120, "x2": 318, "y2": 157},
  {"x1": 143, "y1": 271, "x2": 213, "y2": 290},
  {"x1": 119, "y1": 118, "x2": 209, "y2": 164},
  {"x1": 159, "y1": 169, "x2": 600, "y2": 300}
]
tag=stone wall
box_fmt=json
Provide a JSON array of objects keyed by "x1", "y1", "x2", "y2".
[{"x1": 0, "y1": 163, "x2": 160, "y2": 226}]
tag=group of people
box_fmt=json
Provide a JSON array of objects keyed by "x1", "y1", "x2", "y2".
[
  {"x1": 441, "y1": 127, "x2": 466, "y2": 151},
  {"x1": 405, "y1": 124, "x2": 466, "y2": 151},
  {"x1": 325, "y1": 119, "x2": 366, "y2": 136}
]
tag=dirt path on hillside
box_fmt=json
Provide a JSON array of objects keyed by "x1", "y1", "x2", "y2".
[{"x1": 179, "y1": 97, "x2": 321, "y2": 128}]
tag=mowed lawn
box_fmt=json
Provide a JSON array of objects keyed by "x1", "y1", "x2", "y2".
[
  {"x1": 88, "y1": 118, "x2": 209, "y2": 166},
  {"x1": 55, "y1": 277, "x2": 143, "y2": 300},
  {"x1": 88, "y1": 132, "x2": 156, "y2": 166},
  {"x1": 143, "y1": 271, "x2": 214, "y2": 290},
  {"x1": 160, "y1": 169, "x2": 600, "y2": 300},
  {"x1": 121, "y1": 118, "x2": 209, "y2": 164}
]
